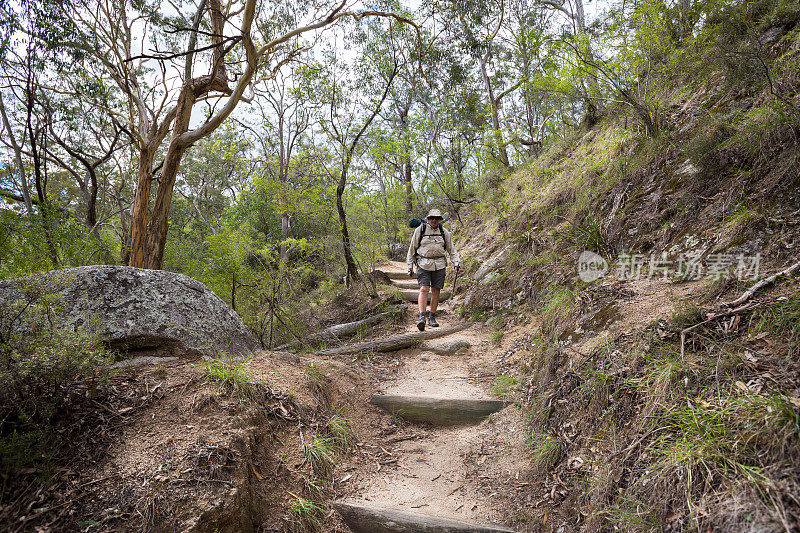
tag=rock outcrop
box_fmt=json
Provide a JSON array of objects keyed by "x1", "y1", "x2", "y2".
[{"x1": 0, "y1": 266, "x2": 259, "y2": 358}]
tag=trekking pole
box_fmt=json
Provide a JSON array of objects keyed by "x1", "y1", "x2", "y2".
[{"x1": 452, "y1": 266, "x2": 461, "y2": 295}]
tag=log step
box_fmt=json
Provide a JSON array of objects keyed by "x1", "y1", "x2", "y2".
[
  {"x1": 392, "y1": 280, "x2": 419, "y2": 290},
  {"x1": 370, "y1": 394, "x2": 506, "y2": 425},
  {"x1": 334, "y1": 501, "x2": 517, "y2": 533},
  {"x1": 378, "y1": 270, "x2": 411, "y2": 280},
  {"x1": 399, "y1": 289, "x2": 450, "y2": 303},
  {"x1": 316, "y1": 322, "x2": 472, "y2": 356}
]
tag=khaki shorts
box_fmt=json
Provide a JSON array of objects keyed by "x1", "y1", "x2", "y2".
[{"x1": 417, "y1": 268, "x2": 446, "y2": 289}]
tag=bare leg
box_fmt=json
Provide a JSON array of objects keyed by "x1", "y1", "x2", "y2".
[
  {"x1": 430, "y1": 288, "x2": 441, "y2": 314},
  {"x1": 418, "y1": 285, "x2": 429, "y2": 315}
]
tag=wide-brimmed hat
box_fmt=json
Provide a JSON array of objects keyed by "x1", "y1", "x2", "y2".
[{"x1": 426, "y1": 208, "x2": 443, "y2": 219}]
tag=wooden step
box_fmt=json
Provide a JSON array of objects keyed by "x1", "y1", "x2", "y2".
[
  {"x1": 399, "y1": 289, "x2": 450, "y2": 303},
  {"x1": 370, "y1": 394, "x2": 506, "y2": 425},
  {"x1": 316, "y1": 322, "x2": 472, "y2": 357},
  {"x1": 377, "y1": 269, "x2": 410, "y2": 280},
  {"x1": 334, "y1": 501, "x2": 517, "y2": 533},
  {"x1": 392, "y1": 280, "x2": 419, "y2": 290}
]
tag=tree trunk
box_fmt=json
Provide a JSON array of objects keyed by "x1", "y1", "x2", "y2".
[
  {"x1": 280, "y1": 212, "x2": 291, "y2": 264},
  {"x1": 26, "y1": 95, "x2": 60, "y2": 268},
  {"x1": 398, "y1": 104, "x2": 413, "y2": 214},
  {"x1": 336, "y1": 163, "x2": 360, "y2": 284},
  {"x1": 127, "y1": 145, "x2": 157, "y2": 268},
  {"x1": 143, "y1": 88, "x2": 197, "y2": 269},
  {"x1": 479, "y1": 53, "x2": 510, "y2": 168},
  {"x1": 455, "y1": 137, "x2": 464, "y2": 198},
  {"x1": 0, "y1": 94, "x2": 33, "y2": 212}
]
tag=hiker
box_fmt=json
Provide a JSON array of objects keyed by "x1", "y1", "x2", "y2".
[{"x1": 407, "y1": 209, "x2": 461, "y2": 331}]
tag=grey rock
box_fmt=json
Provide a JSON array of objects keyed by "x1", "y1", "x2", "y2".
[
  {"x1": 419, "y1": 338, "x2": 472, "y2": 355},
  {"x1": 390, "y1": 243, "x2": 407, "y2": 261},
  {"x1": 420, "y1": 353, "x2": 431, "y2": 361},
  {"x1": 0, "y1": 266, "x2": 259, "y2": 358},
  {"x1": 111, "y1": 356, "x2": 179, "y2": 369},
  {"x1": 474, "y1": 245, "x2": 511, "y2": 283}
]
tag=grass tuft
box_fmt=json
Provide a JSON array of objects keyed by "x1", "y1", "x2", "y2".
[
  {"x1": 529, "y1": 432, "x2": 560, "y2": 474},
  {"x1": 324, "y1": 411, "x2": 355, "y2": 451},
  {"x1": 491, "y1": 374, "x2": 517, "y2": 397},
  {"x1": 305, "y1": 363, "x2": 328, "y2": 393},
  {"x1": 671, "y1": 300, "x2": 703, "y2": 329},
  {"x1": 289, "y1": 497, "x2": 326, "y2": 532},
  {"x1": 303, "y1": 435, "x2": 336, "y2": 477},
  {"x1": 203, "y1": 357, "x2": 258, "y2": 399},
  {"x1": 752, "y1": 291, "x2": 800, "y2": 355},
  {"x1": 564, "y1": 215, "x2": 610, "y2": 254},
  {"x1": 540, "y1": 285, "x2": 576, "y2": 335}
]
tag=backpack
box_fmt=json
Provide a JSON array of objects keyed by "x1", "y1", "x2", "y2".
[{"x1": 410, "y1": 220, "x2": 446, "y2": 262}]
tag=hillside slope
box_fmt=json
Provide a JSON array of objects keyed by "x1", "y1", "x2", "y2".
[{"x1": 445, "y1": 20, "x2": 800, "y2": 533}]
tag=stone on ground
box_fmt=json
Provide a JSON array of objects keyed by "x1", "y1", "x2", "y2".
[{"x1": 418, "y1": 338, "x2": 471, "y2": 355}]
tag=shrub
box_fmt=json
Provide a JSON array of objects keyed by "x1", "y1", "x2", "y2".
[{"x1": 0, "y1": 276, "x2": 113, "y2": 471}]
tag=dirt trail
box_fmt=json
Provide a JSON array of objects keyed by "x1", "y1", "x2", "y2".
[{"x1": 335, "y1": 262, "x2": 521, "y2": 532}]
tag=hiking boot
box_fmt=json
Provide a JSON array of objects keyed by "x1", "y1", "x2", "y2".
[
  {"x1": 417, "y1": 313, "x2": 426, "y2": 331},
  {"x1": 428, "y1": 313, "x2": 439, "y2": 328}
]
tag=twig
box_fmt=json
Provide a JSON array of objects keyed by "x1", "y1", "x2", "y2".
[
  {"x1": 725, "y1": 260, "x2": 800, "y2": 308},
  {"x1": 680, "y1": 301, "x2": 761, "y2": 359}
]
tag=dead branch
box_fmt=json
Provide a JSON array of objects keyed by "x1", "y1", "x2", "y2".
[{"x1": 725, "y1": 260, "x2": 800, "y2": 308}]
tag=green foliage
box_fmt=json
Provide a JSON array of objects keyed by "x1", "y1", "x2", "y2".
[
  {"x1": 289, "y1": 497, "x2": 326, "y2": 532},
  {"x1": 529, "y1": 433, "x2": 560, "y2": 474},
  {"x1": 0, "y1": 276, "x2": 113, "y2": 473},
  {"x1": 0, "y1": 210, "x2": 116, "y2": 279},
  {"x1": 203, "y1": 357, "x2": 258, "y2": 399},
  {"x1": 303, "y1": 435, "x2": 336, "y2": 477}
]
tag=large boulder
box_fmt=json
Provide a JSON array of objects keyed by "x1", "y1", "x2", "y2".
[
  {"x1": 0, "y1": 266, "x2": 259, "y2": 358},
  {"x1": 390, "y1": 243, "x2": 407, "y2": 261}
]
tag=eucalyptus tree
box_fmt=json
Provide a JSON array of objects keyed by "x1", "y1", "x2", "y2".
[
  {"x1": 444, "y1": 0, "x2": 523, "y2": 168},
  {"x1": 381, "y1": 3, "x2": 426, "y2": 215},
  {"x1": 256, "y1": 68, "x2": 315, "y2": 265},
  {"x1": 0, "y1": 0, "x2": 80, "y2": 266},
  {"x1": 46, "y1": 94, "x2": 127, "y2": 247},
  {"x1": 315, "y1": 18, "x2": 406, "y2": 284},
  {"x1": 65, "y1": 0, "x2": 417, "y2": 269}
]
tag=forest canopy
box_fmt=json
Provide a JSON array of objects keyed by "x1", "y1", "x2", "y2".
[{"x1": 1, "y1": 0, "x2": 798, "y2": 346}]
